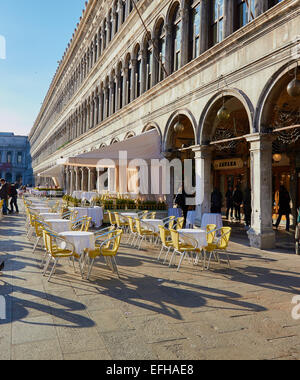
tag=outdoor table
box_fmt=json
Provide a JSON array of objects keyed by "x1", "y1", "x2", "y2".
[
  {"x1": 40, "y1": 213, "x2": 61, "y2": 220},
  {"x1": 186, "y1": 211, "x2": 196, "y2": 228},
  {"x1": 141, "y1": 219, "x2": 164, "y2": 232},
  {"x1": 58, "y1": 231, "x2": 95, "y2": 256},
  {"x1": 120, "y1": 212, "x2": 139, "y2": 221},
  {"x1": 70, "y1": 207, "x2": 103, "y2": 227},
  {"x1": 201, "y1": 213, "x2": 223, "y2": 230},
  {"x1": 81, "y1": 192, "x2": 98, "y2": 202},
  {"x1": 168, "y1": 208, "x2": 183, "y2": 218},
  {"x1": 177, "y1": 228, "x2": 207, "y2": 249},
  {"x1": 45, "y1": 219, "x2": 72, "y2": 234}
]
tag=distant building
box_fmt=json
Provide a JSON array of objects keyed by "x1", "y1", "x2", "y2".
[{"x1": 0, "y1": 132, "x2": 34, "y2": 186}]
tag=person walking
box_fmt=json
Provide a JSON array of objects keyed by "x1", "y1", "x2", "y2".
[
  {"x1": 211, "y1": 187, "x2": 222, "y2": 214},
  {"x1": 233, "y1": 185, "x2": 243, "y2": 222},
  {"x1": 225, "y1": 186, "x2": 234, "y2": 221},
  {"x1": 174, "y1": 185, "x2": 188, "y2": 227},
  {"x1": 275, "y1": 185, "x2": 291, "y2": 231},
  {"x1": 9, "y1": 183, "x2": 19, "y2": 214},
  {"x1": 243, "y1": 187, "x2": 252, "y2": 227},
  {"x1": 0, "y1": 178, "x2": 9, "y2": 215}
]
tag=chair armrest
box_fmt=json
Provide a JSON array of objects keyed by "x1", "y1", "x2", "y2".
[
  {"x1": 99, "y1": 232, "x2": 122, "y2": 254},
  {"x1": 179, "y1": 233, "x2": 198, "y2": 250},
  {"x1": 140, "y1": 220, "x2": 156, "y2": 233}
]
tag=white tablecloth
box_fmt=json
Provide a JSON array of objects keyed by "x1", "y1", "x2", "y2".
[
  {"x1": 168, "y1": 208, "x2": 183, "y2": 218},
  {"x1": 40, "y1": 213, "x2": 61, "y2": 220},
  {"x1": 201, "y1": 213, "x2": 223, "y2": 230},
  {"x1": 45, "y1": 219, "x2": 72, "y2": 234},
  {"x1": 58, "y1": 231, "x2": 95, "y2": 255},
  {"x1": 178, "y1": 229, "x2": 207, "y2": 249},
  {"x1": 142, "y1": 219, "x2": 164, "y2": 232},
  {"x1": 186, "y1": 211, "x2": 197, "y2": 229},
  {"x1": 71, "y1": 207, "x2": 103, "y2": 227},
  {"x1": 72, "y1": 191, "x2": 98, "y2": 202}
]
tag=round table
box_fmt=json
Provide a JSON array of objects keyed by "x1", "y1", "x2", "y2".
[
  {"x1": 45, "y1": 219, "x2": 72, "y2": 234},
  {"x1": 141, "y1": 219, "x2": 164, "y2": 232},
  {"x1": 58, "y1": 231, "x2": 95, "y2": 256},
  {"x1": 70, "y1": 207, "x2": 103, "y2": 227},
  {"x1": 121, "y1": 212, "x2": 139, "y2": 217},
  {"x1": 177, "y1": 229, "x2": 207, "y2": 249},
  {"x1": 40, "y1": 213, "x2": 61, "y2": 220}
]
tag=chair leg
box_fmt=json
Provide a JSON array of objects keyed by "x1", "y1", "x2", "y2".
[
  {"x1": 43, "y1": 256, "x2": 52, "y2": 276},
  {"x1": 112, "y1": 257, "x2": 120, "y2": 278},
  {"x1": 48, "y1": 259, "x2": 58, "y2": 282},
  {"x1": 87, "y1": 259, "x2": 95, "y2": 280},
  {"x1": 163, "y1": 247, "x2": 172, "y2": 265},
  {"x1": 169, "y1": 250, "x2": 177, "y2": 267},
  {"x1": 177, "y1": 252, "x2": 186, "y2": 272},
  {"x1": 32, "y1": 236, "x2": 41, "y2": 254}
]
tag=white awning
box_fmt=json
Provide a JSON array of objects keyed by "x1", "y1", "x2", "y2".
[
  {"x1": 38, "y1": 165, "x2": 64, "y2": 178},
  {"x1": 59, "y1": 130, "x2": 162, "y2": 167}
]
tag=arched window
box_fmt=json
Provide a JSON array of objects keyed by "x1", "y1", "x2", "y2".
[
  {"x1": 7, "y1": 151, "x2": 12, "y2": 164},
  {"x1": 211, "y1": 0, "x2": 224, "y2": 46},
  {"x1": 114, "y1": 0, "x2": 119, "y2": 34},
  {"x1": 158, "y1": 22, "x2": 166, "y2": 82},
  {"x1": 121, "y1": 0, "x2": 126, "y2": 24},
  {"x1": 98, "y1": 28, "x2": 103, "y2": 57},
  {"x1": 103, "y1": 19, "x2": 107, "y2": 50},
  {"x1": 172, "y1": 5, "x2": 182, "y2": 73},
  {"x1": 237, "y1": 0, "x2": 255, "y2": 28},
  {"x1": 118, "y1": 63, "x2": 124, "y2": 110},
  {"x1": 108, "y1": 10, "x2": 113, "y2": 42},
  {"x1": 94, "y1": 34, "x2": 98, "y2": 62},
  {"x1": 135, "y1": 47, "x2": 142, "y2": 98},
  {"x1": 190, "y1": 2, "x2": 201, "y2": 59}
]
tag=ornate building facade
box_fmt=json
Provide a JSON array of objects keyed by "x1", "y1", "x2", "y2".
[
  {"x1": 0, "y1": 133, "x2": 34, "y2": 186},
  {"x1": 29, "y1": 0, "x2": 300, "y2": 249}
]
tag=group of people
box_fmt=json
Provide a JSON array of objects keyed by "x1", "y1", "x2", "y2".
[
  {"x1": 211, "y1": 185, "x2": 252, "y2": 227},
  {"x1": 0, "y1": 178, "x2": 19, "y2": 215}
]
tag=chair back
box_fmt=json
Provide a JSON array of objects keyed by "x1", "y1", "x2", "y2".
[
  {"x1": 114, "y1": 213, "x2": 122, "y2": 228},
  {"x1": 176, "y1": 217, "x2": 185, "y2": 230},
  {"x1": 84, "y1": 217, "x2": 92, "y2": 232},
  {"x1": 70, "y1": 211, "x2": 78, "y2": 223},
  {"x1": 107, "y1": 210, "x2": 115, "y2": 225},
  {"x1": 170, "y1": 229, "x2": 180, "y2": 251},
  {"x1": 128, "y1": 217, "x2": 136, "y2": 233},
  {"x1": 150, "y1": 212, "x2": 157, "y2": 219},
  {"x1": 135, "y1": 218, "x2": 143, "y2": 235},
  {"x1": 159, "y1": 225, "x2": 169, "y2": 246},
  {"x1": 169, "y1": 216, "x2": 176, "y2": 230},
  {"x1": 101, "y1": 229, "x2": 123, "y2": 256},
  {"x1": 142, "y1": 211, "x2": 149, "y2": 220},
  {"x1": 217, "y1": 227, "x2": 232, "y2": 250},
  {"x1": 206, "y1": 224, "x2": 217, "y2": 245}
]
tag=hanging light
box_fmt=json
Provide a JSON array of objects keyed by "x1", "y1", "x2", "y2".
[
  {"x1": 287, "y1": 63, "x2": 300, "y2": 97},
  {"x1": 217, "y1": 96, "x2": 231, "y2": 121},
  {"x1": 174, "y1": 113, "x2": 185, "y2": 133},
  {"x1": 273, "y1": 153, "x2": 282, "y2": 163}
]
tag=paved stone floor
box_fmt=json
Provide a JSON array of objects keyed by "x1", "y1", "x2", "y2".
[{"x1": 0, "y1": 208, "x2": 300, "y2": 360}]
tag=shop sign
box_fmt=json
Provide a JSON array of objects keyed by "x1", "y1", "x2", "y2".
[{"x1": 213, "y1": 158, "x2": 244, "y2": 171}]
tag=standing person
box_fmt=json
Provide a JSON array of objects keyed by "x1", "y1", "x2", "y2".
[
  {"x1": 275, "y1": 185, "x2": 291, "y2": 231},
  {"x1": 211, "y1": 187, "x2": 222, "y2": 214},
  {"x1": 0, "y1": 178, "x2": 9, "y2": 215},
  {"x1": 174, "y1": 185, "x2": 188, "y2": 226},
  {"x1": 9, "y1": 183, "x2": 19, "y2": 214},
  {"x1": 243, "y1": 187, "x2": 252, "y2": 227},
  {"x1": 233, "y1": 185, "x2": 243, "y2": 222},
  {"x1": 225, "y1": 186, "x2": 234, "y2": 221}
]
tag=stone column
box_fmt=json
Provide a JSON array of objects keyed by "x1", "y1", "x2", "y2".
[
  {"x1": 246, "y1": 134, "x2": 275, "y2": 249},
  {"x1": 141, "y1": 48, "x2": 147, "y2": 94},
  {"x1": 151, "y1": 38, "x2": 159, "y2": 87},
  {"x1": 224, "y1": 0, "x2": 234, "y2": 38},
  {"x1": 193, "y1": 145, "x2": 213, "y2": 226},
  {"x1": 180, "y1": 6, "x2": 190, "y2": 67},
  {"x1": 109, "y1": 78, "x2": 115, "y2": 116},
  {"x1": 131, "y1": 59, "x2": 137, "y2": 101},
  {"x1": 81, "y1": 168, "x2": 89, "y2": 192},
  {"x1": 75, "y1": 167, "x2": 81, "y2": 191},
  {"x1": 164, "y1": 23, "x2": 173, "y2": 76},
  {"x1": 69, "y1": 168, "x2": 74, "y2": 195},
  {"x1": 255, "y1": 0, "x2": 268, "y2": 17},
  {"x1": 123, "y1": 68, "x2": 129, "y2": 106}
]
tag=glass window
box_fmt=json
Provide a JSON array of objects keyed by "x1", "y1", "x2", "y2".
[
  {"x1": 191, "y1": 3, "x2": 201, "y2": 59},
  {"x1": 7, "y1": 152, "x2": 12, "y2": 164},
  {"x1": 172, "y1": 6, "x2": 182, "y2": 73},
  {"x1": 212, "y1": 0, "x2": 224, "y2": 46},
  {"x1": 237, "y1": 0, "x2": 255, "y2": 28},
  {"x1": 146, "y1": 40, "x2": 153, "y2": 90},
  {"x1": 17, "y1": 152, "x2": 22, "y2": 164}
]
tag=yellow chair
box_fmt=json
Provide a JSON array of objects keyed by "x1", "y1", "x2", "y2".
[
  {"x1": 107, "y1": 210, "x2": 116, "y2": 227},
  {"x1": 176, "y1": 217, "x2": 185, "y2": 230},
  {"x1": 194, "y1": 224, "x2": 217, "y2": 267},
  {"x1": 150, "y1": 212, "x2": 157, "y2": 219},
  {"x1": 205, "y1": 227, "x2": 232, "y2": 270},
  {"x1": 32, "y1": 218, "x2": 52, "y2": 254},
  {"x1": 127, "y1": 216, "x2": 139, "y2": 247},
  {"x1": 158, "y1": 225, "x2": 174, "y2": 263},
  {"x1": 135, "y1": 218, "x2": 159, "y2": 250},
  {"x1": 87, "y1": 229, "x2": 123, "y2": 280},
  {"x1": 84, "y1": 217, "x2": 92, "y2": 232},
  {"x1": 169, "y1": 229, "x2": 199, "y2": 272},
  {"x1": 42, "y1": 230, "x2": 79, "y2": 281},
  {"x1": 114, "y1": 212, "x2": 129, "y2": 231}
]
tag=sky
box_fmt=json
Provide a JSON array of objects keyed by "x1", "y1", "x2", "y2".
[{"x1": 0, "y1": 0, "x2": 86, "y2": 136}]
